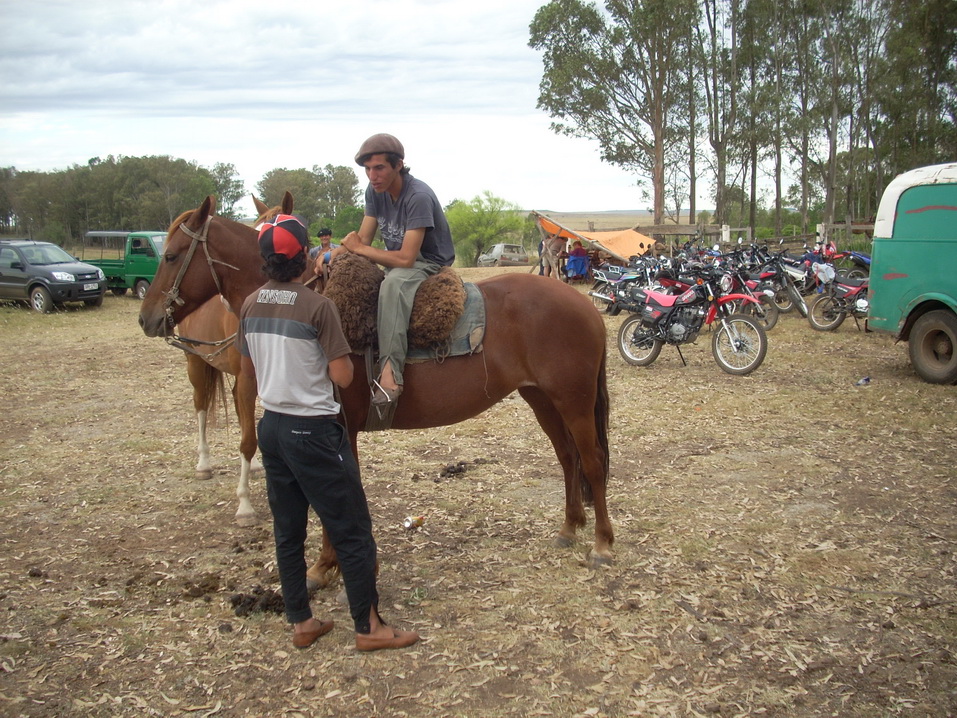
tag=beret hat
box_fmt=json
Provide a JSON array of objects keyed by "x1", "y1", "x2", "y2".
[{"x1": 355, "y1": 133, "x2": 405, "y2": 165}]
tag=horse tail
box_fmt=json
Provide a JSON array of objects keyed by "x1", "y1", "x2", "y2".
[
  {"x1": 191, "y1": 356, "x2": 228, "y2": 427},
  {"x1": 580, "y1": 345, "x2": 610, "y2": 504},
  {"x1": 595, "y1": 345, "x2": 610, "y2": 485}
]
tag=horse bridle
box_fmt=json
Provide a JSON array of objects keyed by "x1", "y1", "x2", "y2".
[{"x1": 162, "y1": 215, "x2": 242, "y2": 359}]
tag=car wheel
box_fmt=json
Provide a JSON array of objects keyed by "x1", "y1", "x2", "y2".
[
  {"x1": 30, "y1": 286, "x2": 53, "y2": 313},
  {"x1": 111, "y1": 288, "x2": 127, "y2": 296},
  {"x1": 134, "y1": 280, "x2": 150, "y2": 300}
]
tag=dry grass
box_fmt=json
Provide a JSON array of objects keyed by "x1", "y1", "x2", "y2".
[{"x1": 1, "y1": 270, "x2": 955, "y2": 717}]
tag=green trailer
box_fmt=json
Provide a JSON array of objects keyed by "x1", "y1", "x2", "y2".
[
  {"x1": 81, "y1": 231, "x2": 166, "y2": 299},
  {"x1": 868, "y1": 162, "x2": 957, "y2": 384}
]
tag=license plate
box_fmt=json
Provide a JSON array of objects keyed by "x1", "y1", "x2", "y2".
[{"x1": 84, "y1": 283, "x2": 99, "y2": 291}]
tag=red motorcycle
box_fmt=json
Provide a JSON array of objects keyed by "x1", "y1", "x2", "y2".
[
  {"x1": 807, "y1": 274, "x2": 870, "y2": 331},
  {"x1": 617, "y1": 267, "x2": 768, "y2": 375}
]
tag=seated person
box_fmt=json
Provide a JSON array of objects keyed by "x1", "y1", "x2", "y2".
[{"x1": 565, "y1": 241, "x2": 590, "y2": 279}]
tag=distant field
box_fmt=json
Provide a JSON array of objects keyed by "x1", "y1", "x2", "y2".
[{"x1": 529, "y1": 209, "x2": 657, "y2": 232}]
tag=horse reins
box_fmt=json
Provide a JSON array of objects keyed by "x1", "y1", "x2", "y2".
[{"x1": 162, "y1": 215, "x2": 242, "y2": 359}]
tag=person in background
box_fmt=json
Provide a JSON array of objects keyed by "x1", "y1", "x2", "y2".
[
  {"x1": 333, "y1": 133, "x2": 455, "y2": 405},
  {"x1": 311, "y1": 227, "x2": 340, "y2": 269},
  {"x1": 541, "y1": 232, "x2": 564, "y2": 279},
  {"x1": 239, "y1": 213, "x2": 420, "y2": 652}
]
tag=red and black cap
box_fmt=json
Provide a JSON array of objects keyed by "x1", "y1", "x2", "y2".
[{"x1": 258, "y1": 214, "x2": 308, "y2": 259}]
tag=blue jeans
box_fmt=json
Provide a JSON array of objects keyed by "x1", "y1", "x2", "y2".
[{"x1": 257, "y1": 411, "x2": 378, "y2": 633}]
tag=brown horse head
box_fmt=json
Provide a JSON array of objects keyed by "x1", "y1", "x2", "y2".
[
  {"x1": 252, "y1": 191, "x2": 294, "y2": 225},
  {"x1": 139, "y1": 195, "x2": 263, "y2": 337}
]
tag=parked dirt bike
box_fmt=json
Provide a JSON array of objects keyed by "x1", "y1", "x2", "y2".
[
  {"x1": 757, "y1": 250, "x2": 810, "y2": 317},
  {"x1": 617, "y1": 268, "x2": 768, "y2": 375},
  {"x1": 719, "y1": 265, "x2": 779, "y2": 330},
  {"x1": 833, "y1": 250, "x2": 871, "y2": 279},
  {"x1": 808, "y1": 274, "x2": 870, "y2": 331},
  {"x1": 590, "y1": 257, "x2": 669, "y2": 314}
]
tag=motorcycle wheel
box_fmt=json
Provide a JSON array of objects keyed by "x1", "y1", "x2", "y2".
[
  {"x1": 787, "y1": 283, "x2": 808, "y2": 318},
  {"x1": 739, "y1": 295, "x2": 779, "y2": 331},
  {"x1": 846, "y1": 268, "x2": 868, "y2": 280},
  {"x1": 808, "y1": 294, "x2": 846, "y2": 331},
  {"x1": 617, "y1": 315, "x2": 662, "y2": 366},
  {"x1": 590, "y1": 280, "x2": 614, "y2": 312},
  {"x1": 773, "y1": 286, "x2": 795, "y2": 313},
  {"x1": 711, "y1": 314, "x2": 767, "y2": 375}
]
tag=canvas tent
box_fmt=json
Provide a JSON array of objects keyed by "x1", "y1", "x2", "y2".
[{"x1": 533, "y1": 212, "x2": 657, "y2": 262}]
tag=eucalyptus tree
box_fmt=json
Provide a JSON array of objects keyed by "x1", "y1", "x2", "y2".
[
  {"x1": 877, "y1": 0, "x2": 957, "y2": 178},
  {"x1": 696, "y1": 0, "x2": 743, "y2": 226},
  {"x1": 529, "y1": 0, "x2": 699, "y2": 225},
  {"x1": 209, "y1": 163, "x2": 246, "y2": 220}
]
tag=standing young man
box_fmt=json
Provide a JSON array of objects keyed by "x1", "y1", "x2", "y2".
[
  {"x1": 239, "y1": 214, "x2": 419, "y2": 652},
  {"x1": 336, "y1": 133, "x2": 455, "y2": 405}
]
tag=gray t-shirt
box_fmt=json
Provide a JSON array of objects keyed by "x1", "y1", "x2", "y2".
[{"x1": 364, "y1": 174, "x2": 455, "y2": 266}]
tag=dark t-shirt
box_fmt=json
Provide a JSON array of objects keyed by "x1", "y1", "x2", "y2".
[{"x1": 364, "y1": 174, "x2": 455, "y2": 266}]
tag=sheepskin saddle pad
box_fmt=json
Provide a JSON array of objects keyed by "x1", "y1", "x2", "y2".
[{"x1": 322, "y1": 253, "x2": 486, "y2": 359}]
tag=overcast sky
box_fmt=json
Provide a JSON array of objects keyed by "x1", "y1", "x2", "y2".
[{"x1": 0, "y1": 0, "x2": 671, "y2": 217}]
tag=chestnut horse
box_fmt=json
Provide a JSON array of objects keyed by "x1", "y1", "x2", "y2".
[
  {"x1": 139, "y1": 195, "x2": 613, "y2": 582},
  {"x1": 172, "y1": 296, "x2": 258, "y2": 525}
]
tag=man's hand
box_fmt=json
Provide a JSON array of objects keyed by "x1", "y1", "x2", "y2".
[{"x1": 341, "y1": 232, "x2": 364, "y2": 254}]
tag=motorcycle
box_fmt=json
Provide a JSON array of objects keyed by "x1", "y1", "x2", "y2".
[
  {"x1": 807, "y1": 274, "x2": 870, "y2": 331},
  {"x1": 590, "y1": 256, "x2": 668, "y2": 314},
  {"x1": 756, "y1": 249, "x2": 810, "y2": 317},
  {"x1": 833, "y1": 250, "x2": 871, "y2": 279},
  {"x1": 716, "y1": 258, "x2": 780, "y2": 330},
  {"x1": 616, "y1": 267, "x2": 769, "y2": 375}
]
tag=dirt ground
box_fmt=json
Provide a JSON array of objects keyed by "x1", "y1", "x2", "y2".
[{"x1": 1, "y1": 266, "x2": 955, "y2": 718}]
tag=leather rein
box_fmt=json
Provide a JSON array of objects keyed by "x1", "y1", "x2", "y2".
[{"x1": 161, "y1": 215, "x2": 242, "y2": 360}]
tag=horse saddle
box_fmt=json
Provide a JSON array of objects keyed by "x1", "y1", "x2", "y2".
[{"x1": 322, "y1": 253, "x2": 486, "y2": 360}]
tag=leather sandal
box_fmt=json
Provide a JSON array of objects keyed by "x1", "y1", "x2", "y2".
[
  {"x1": 292, "y1": 619, "x2": 334, "y2": 648},
  {"x1": 355, "y1": 627, "x2": 420, "y2": 652}
]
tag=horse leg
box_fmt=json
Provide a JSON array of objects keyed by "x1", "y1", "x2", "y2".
[
  {"x1": 552, "y1": 396, "x2": 614, "y2": 567},
  {"x1": 186, "y1": 355, "x2": 215, "y2": 480},
  {"x1": 519, "y1": 384, "x2": 614, "y2": 567},
  {"x1": 233, "y1": 371, "x2": 259, "y2": 526},
  {"x1": 517, "y1": 387, "x2": 587, "y2": 548}
]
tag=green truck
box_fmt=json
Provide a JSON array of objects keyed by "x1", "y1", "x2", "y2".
[
  {"x1": 81, "y1": 230, "x2": 166, "y2": 299},
  {"x1": 868, "y1": 162, "x2": 957, "y2": 384}
]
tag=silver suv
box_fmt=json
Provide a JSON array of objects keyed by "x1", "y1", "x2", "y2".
[{"x1": 477, "y1": 243, "x2": 529, "y2": 267}]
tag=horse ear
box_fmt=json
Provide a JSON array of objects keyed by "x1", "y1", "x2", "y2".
[
  {"x1": 281, "y1": 191, "x2": 294, "y2": 214},
  {"x1": 251, "y1": 196, "x2": 268, "y2": 216},
  {"x1": 189, "y1": 195, "x2": 216, "y2": 228}
]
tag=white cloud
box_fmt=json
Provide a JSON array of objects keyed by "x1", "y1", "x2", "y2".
[{"x1": 0, "y1": 0, "x2": 669, "y2": 215}]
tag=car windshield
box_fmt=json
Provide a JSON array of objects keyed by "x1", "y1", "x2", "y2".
[{"x1": 25, "y1": 244, "x2": 77, "y2": 265}]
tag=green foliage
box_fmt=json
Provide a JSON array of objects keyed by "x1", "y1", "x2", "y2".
[
  {"x1": 256, "y1": 165, "x2": 360, "y2": 229},
  {"x1": 310, "y1": 205, "x2": 364, "y2": 242},
  {"x1": 444, "y1": 192, "x2": 525, "y2": 266}
]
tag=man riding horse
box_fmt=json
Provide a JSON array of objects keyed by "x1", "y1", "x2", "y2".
[{"x1": 324, "y1": 133, "x2": 455, "y2": 406}]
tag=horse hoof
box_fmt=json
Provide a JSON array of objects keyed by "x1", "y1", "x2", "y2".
[
  {"x1": 553, "y1": 534, "x2": 575, "y2": 549},
  {"x1": 195, "y1": 469, "x2": 213, "y2": 480},
  {"x1": 586, "y1": 551, "x2": 614, "y2": 569},
  {"x1": 306, "y1": 578, "x2": 319, "y2": 594},
  {"x1": 234, "y1": 512, "x2": 257, "y2": 527}
]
